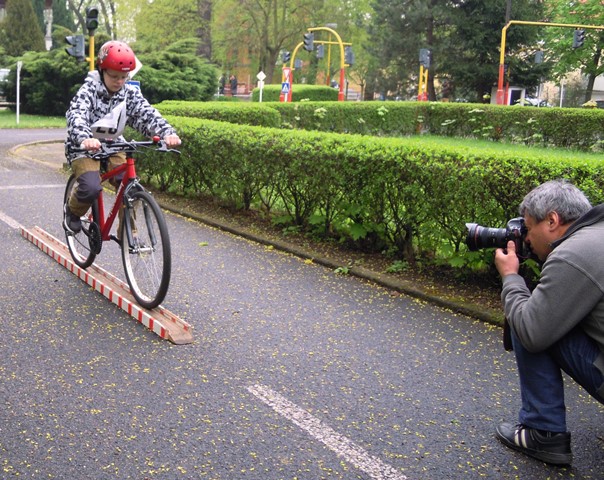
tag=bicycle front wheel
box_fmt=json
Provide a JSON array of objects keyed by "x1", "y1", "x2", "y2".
[
  {"x1": 64, "y1": 174, "x2": 100, "y2": 269},
  {"x1": 121, "y1": 190, "x2": 171, "y2": 310}
]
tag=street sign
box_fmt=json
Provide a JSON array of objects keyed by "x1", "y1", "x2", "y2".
[
  {"x1": 258, "y1": 76, "x2": 265, "y2": 103},
  {"x1": 281, "y1": 66, "x2": 292, "y2": 103}
]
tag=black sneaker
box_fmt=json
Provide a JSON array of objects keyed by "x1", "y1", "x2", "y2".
[
  {"x1": 63, "y1": 205, "x2": 82, "y2": 233},
  {"x1": 496, "y1": 422, "x2": 572, "y2": 465}
]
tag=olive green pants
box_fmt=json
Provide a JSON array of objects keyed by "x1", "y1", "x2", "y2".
[{"x1": 68, "y1": 153, "x2": 126, "y2": 216}]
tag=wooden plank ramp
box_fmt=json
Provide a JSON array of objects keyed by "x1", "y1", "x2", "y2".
[{"x1": 21, "y1": 226, "x2": 194, "y2": 345}]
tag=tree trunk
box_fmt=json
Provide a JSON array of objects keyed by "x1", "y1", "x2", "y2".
[
  {"x1": 196, "y1": 0, "x2": 212, "y2": 60},
  {"x1": 584, "y1": 49, "x2": 601, "y2": 103}
]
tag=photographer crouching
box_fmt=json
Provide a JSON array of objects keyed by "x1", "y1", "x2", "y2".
[{"x1": 470, "y1": 179, "x2": 604, "y2": 465}]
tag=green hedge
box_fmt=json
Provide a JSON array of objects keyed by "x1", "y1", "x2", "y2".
[
  {"x1": 155, "y1": 100, "x2": 604, "y2": 151},
  {"x1": 155, "y1": 100, "x2": 281, "y2": 127},
  {"x1": 250, "y1": 84, "x2": 339, "y2": 102},
  {"x1": 271, "y1": 101, "x2": 604, "y2": 150},
  {"x1": 136, "y1": 116, "x2": 604, "y2": 268}
]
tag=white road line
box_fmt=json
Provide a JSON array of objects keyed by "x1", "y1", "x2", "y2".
[
  {"x1": 0, "y1": 184, "x2": 64, "y2": 190},
  {"x1": 247, "y1": 384, "x2": 407, "y2": 480},
  {"x1": 0, "y1": 210, "x2": 23, "y2": 229},
  {"x1": 0, "y1": 184, "x2": 63, "y2": 228}
]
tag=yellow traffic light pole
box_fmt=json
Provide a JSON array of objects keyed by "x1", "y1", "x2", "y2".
[
  {"x1": 87, "y1": 35, "x2": 95, "y2": 71},
  {"x1": 496, "y1": 20, "x2": 603, "y2": 105},
  {"x1": 285, "y1": 28, "x2": 352, "y2": 102},
  {"x1": 417, "y1": 65, "x2": 428, "y2": 101},
  {"x1": 85, "y1": 6, "x2": 99, "y2": 71},
  {"x1": 307, "y1": 26, "x2": 351, "y2": 101}
]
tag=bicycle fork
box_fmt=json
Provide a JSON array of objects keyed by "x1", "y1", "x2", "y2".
[{"x1": 122, "y1": 183, "x2": 158, "y2": 254}]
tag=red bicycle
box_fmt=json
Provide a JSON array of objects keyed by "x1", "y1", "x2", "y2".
[{"x1": 63, "y1": 137, "x2": 179, "y2": 309}]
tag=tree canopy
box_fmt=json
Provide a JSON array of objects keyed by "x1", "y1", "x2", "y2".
[
  {"x1": 1, "y1": 0, "x2": 602, "y2": 105},
  {"x1": 544, "y1": 0, "x2": 604, "y2": 102},
  {"x1": 368, "y1": 0, "x2": 546, "y2": 102},
  {"x1": 0, "y1": 0, "x2": 46, "y2": 57}
]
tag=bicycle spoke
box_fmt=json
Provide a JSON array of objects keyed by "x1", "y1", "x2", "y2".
[
  {"x1": 121, "y1": 191, "x2": 171, "y2": 309},
  {"x1": 64, "y1": 175, "x2": 98, "y2": 269}
]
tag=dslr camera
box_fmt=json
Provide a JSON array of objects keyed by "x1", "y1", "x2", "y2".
[{"x1": 465, "y1": 217, "x2": 528, "y2": 256}]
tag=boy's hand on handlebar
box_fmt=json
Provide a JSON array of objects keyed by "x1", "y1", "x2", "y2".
[
  {"x1": 81, "y1": 138, "x2": 102, "y2": 152},
  {"x1": 163, "y1": 134, "x2": 181, "y2": 147}
]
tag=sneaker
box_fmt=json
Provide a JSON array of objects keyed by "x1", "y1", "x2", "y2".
[
  {"x1": 495, "y1": 422, "x2": 572, "y2": 465},
  {"x1": 63, "y1": 205, "x2": 82, "y2": 233}
]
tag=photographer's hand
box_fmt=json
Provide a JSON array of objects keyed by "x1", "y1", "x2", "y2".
[{"x1": 495, "y1": 240, "x2": 520, "y2": 277}]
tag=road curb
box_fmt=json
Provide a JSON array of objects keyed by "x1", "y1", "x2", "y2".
[{"x1": 9, "y1": 138, "x2": 66, "y2": 170}]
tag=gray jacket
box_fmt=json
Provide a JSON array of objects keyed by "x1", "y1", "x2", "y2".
[
  {"x1": 65, "y1": 71, "x2": 176, "y2": 163},
  {"x1": 502, "y1": 204, "x2": 604, "y2": 368}
]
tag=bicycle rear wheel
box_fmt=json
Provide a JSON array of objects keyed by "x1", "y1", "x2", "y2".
[
  {"x1": 121, "y1": 190, "x2": 171, "y2": 310},
  {"x1": 63, "y1": 174, "x2": 101, "y2": 269}
]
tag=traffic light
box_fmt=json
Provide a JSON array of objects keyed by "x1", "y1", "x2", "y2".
[
  {"x1": 419, "y1": 48, "x2": 432, "y2": 68},
  {"x1": 282, "y1": 51, "x2": 291, "y2": 63},
  {"x1": 85, "y1": 6, "x2": 99, "y2": 34},
  {"x1": 316, "y1": 44, "x2": 324, "y2": 59},
  {"x1": 65, "y1": 35, "x2": 86, "y2": 61},
  {"x1": 344, "y1": 46, "x2": 354, "y2": 66},
  {"x1": 572, "y1": 29, "x2": 585, "y2": 48},
  {"x1": 303, "y1": 33, "x2": 314, "y2": 52}
]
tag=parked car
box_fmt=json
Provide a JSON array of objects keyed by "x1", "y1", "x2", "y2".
[
  {"x1": 514, "y1": 96, "x2": 551, "y2": 107},
  {"x1": 0, "y1": 68, "x2": 9, "y2": 98}
]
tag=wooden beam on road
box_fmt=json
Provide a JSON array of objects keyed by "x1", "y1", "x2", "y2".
[{"x1": 21, "y1": 226, "x2": 194, "y2": 345}]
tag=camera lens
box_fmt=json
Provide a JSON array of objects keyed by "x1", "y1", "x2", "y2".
[{"x1": 465, "y1": 223, "x2": 509, "y2": 251}]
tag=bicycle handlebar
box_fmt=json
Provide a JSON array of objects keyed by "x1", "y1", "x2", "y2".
[{"x1": 76, "y1": 136, "x2": 181, "y2": 159}]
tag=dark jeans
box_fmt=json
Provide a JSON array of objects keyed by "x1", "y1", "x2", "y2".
[{"x1": 512, "y1": 326, "x2": 604, "y2": 432}]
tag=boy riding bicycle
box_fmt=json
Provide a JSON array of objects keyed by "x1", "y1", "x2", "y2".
[{"x1": 64, "y1": 40, "x2": 181, "y2": 233}]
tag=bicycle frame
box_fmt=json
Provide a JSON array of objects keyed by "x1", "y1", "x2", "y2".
[{"x1": 96, "y1": 155, "x2": 140, "y2": 246}]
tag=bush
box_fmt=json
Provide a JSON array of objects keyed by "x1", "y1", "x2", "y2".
[
  {"x1": 155, "y1": 100, "x2": 281, "y2": 127},
  {"x1": 251, "y1": 84, "x2": 338, "y2": 102},
  {"x1": 134, "y1": 41, "x2": 218, "y2": 104},
  {"x1": 137, "y1": 115, "x2": 604, "y2": 268},
  {"x1": 3, "y1": 49, "x2": 87, "y2": 115},
  {"x1": 158, "y1": 99, "x2": 604, "y2": 151}
]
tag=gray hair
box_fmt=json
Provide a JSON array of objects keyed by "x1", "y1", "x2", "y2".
[{"x1": 519, "y1": 179, "x2": 592, "y2": 224}]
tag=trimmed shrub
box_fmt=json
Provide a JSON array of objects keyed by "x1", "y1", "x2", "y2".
[
  {"x1": 162, "y1": 100, "x2": 604, "y2": 151},
  {"x1": 136, "y1": 116, "x2": 604, "y2": 267},
  {"x1": 155, "y1": 100, "x2": 281, "y2": 127},
  {"x1": 251, "y1": 84, "x2": 338, "y2": 102}
]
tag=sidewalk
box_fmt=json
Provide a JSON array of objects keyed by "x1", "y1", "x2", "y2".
[
  {"x1": 13, "y1": 140, "x2": 504, "y2": 328},
  {"x1": 9, "y1": 140, "x2": 66, "y2": 170}
]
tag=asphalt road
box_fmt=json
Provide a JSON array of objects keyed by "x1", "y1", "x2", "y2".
[{"x1": 0, "y1": 129, "x2": 603, "y2": 479}]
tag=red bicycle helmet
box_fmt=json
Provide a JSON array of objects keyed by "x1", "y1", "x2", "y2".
[{"x1": 97, "y1": 41, "x2": 136, "y2": 72}]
